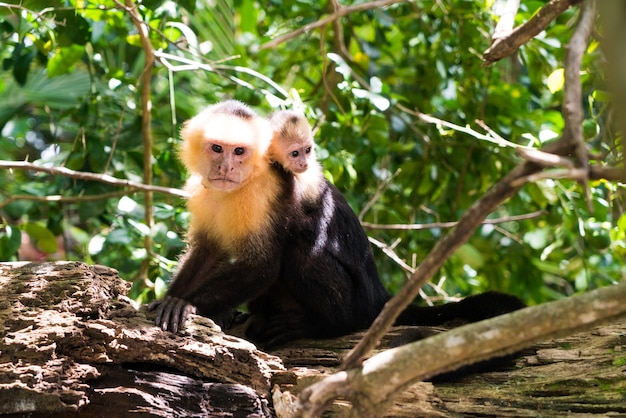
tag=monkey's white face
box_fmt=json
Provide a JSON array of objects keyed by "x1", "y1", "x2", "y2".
[
  {"x1": 202, "y1": 141, "x2": 256, "y2": 191},
  {"x1": 283, "y1": 142, "x2": 314, "y2": 174}
]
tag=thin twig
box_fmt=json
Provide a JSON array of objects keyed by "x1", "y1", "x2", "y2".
[
  {"x1": 397, "y1": 104, "x2": 527, "y2": 149},
  {"x1": 259, "y1": 0, "x2": 406, "y2": 50},
  {"x1": 0, "y1": 160, "x2": 188, "y2": 198},
  {"x1": 361, "y1": 210, "x2": 547, "y2": 231},
  {"x1": 0, "y1": 191, "x2": 132, "y2": 209},
  {"x1": 516, "y1": 147, "x2": 575, "y2": 169},
  {"x1": 368, "y1": 236, "x2": 415, "y2": 274},
  {"x1": 358, "y1": 169, "x2": 401, "y2": 220}
]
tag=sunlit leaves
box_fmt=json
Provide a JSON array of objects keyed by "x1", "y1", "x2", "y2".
[
  {"x1": 547, "y1": 68, "x2": 565, "y2": 93},
  {"x1": 0, "y1": 0, "x2": 621, "y2": 306}
]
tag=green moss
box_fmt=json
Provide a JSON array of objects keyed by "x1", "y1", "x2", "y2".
[{"x1": 612, "y1": 357, "x2": 626, "y2": 367}]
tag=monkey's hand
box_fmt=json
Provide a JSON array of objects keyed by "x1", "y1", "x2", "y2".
[{"x1": 150, "y1": 296, "x2": 197, "y2": 333}]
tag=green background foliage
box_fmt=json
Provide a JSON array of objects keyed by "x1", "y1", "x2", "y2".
[{"x1": 0, "y1": 0, "x2": 623, "y2": 306}]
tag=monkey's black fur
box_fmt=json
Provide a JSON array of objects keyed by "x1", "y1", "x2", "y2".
[
  {"x1": 155, "y1": 160, "x2": 525, "y2": 349},
  {"x1": 245, "y1": 167, "x2": 525, "y2": 347},
  {"x1": 246, "y1": 171, "x2": 390, "y2": 346}
]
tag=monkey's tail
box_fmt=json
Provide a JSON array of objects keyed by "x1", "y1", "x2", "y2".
[{"x1": 395, "y1": 291, "x2": 526, "y2": 327}]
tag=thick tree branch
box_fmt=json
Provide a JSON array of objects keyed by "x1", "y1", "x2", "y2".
[
  {"x1": 343, "y1": 0, "x2": 597, "y2": 373},
  {"x1": 563, "y1": 0, "x2": 595, "y2": 210},
  {"x1": 0, "y1": 160, "x2": 188, "y2": 198},
  {"x1": 483, "y1": 0, "x2": 584, "y2": 64},
  {"x1": 259, "y1": 0, "x2": 406, "y2": 50},
  {"x1": 298, "y1": 279, "x2": 626, "y2": 417},
  {"x1": 598, "y1": 4, "x2": 626, "y2": 170},
  {"x1": 342, "y1": 160, "x2": 541, "y2": 371}
]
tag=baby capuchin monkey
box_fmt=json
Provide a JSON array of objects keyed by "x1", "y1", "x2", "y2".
[
  {"x1": 268, "y1": 110, "x2": 324, "y2": 204},
  {"x1": 251, "y1": 110, "x2": 526, "y2": 347}
]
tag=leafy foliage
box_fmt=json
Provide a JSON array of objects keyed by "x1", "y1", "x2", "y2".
[{"x1": 0, "y1": 0, "x2": 623, "y2": 306}]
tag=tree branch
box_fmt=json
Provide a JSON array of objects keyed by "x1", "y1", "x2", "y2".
[
  {"x1": 0, "y1": 191, "x2": 132, "y2": 210},
  {"x1": 562, "y1": 0, "x2": 596, "y2": 210},
  {"x1": 0, "y1": 160, "x2": 188, "y2": 198},
  {"x1": 116, "y1": 0, "x2": 157, "y2": 274},
  {"x1": 259, "y1": 0, "x2": 406, "y2": 50},
  {"x1": 397, "y1": 104, "x2": 527, "y2": 149},
  {"x1": 362, "y1": 210, "x2": 547, "y2": 231},
  {"x1": 298, "y1": 278, "x2": 626, "y2": 417},
  {"x1": 483, "y1": 0, "x2": 584, "y2": 65},
  {"x1": 342, "y1": 159, "x2": 543, "y2": 371},
  {"x1": 342, "y1": 0, "x2": 598, "y2": 372}
]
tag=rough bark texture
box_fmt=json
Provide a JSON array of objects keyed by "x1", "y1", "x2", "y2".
[
  {"x1": 0, "y1": 262, "x2": 280, "y2": 417},
  {"x1": 1, "y1": 261, "x2": 625, "y2": 417}
]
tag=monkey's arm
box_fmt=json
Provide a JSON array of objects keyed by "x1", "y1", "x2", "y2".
[
  {"x1": 154, "y1": 235, "x2": 284, "y2": 333},
  {"x1": 150, "y1": 236, "x2": 218, "y2": 332}
]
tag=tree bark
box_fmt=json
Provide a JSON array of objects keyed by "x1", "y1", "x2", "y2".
[
  {"x1": 1, "y1": 261, "x2": 625, "y2": 417},
  {"x1": 0, "y1": 262, "x2": 280, "y2": 417}
]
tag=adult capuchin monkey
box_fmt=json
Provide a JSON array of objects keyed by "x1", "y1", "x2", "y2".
[
  {"x1": 246, "y1": 109, "x2": 526, "y2": 346},
  {"x1": 151, "y1": 100, "x2": 295, "y2": 333},
  {"x1": 154, "y1": 103, "x2": 524, "y2": 349}
]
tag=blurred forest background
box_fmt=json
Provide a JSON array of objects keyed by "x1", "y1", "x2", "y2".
[{"x1": 0, "y1": 0, "x2": 623, "y2": 307}]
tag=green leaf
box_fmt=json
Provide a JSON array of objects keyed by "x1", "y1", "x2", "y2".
[
  {"x1": 47, "y1": 44, "x2": 85, "y2": 76},
  {"x1": 546, "y1": 68, "x2": 564, "y2": 93},
  {"x1": 20, "y1": 222, "x2": 58, "y2": 253},
  {"x1": 55, "y1": 10, "x2": 91, "y2": 46},
  {"x1": 106, "y1": 229, "x2": 132, "y2": 245},
  {"x1": 1, "y1": 69, "x2": 90, "y2": 109},
  {"x1": 88, "y1": 235, "x2": 106, "y2": 255},
  {"x1": 154, "y1": 276, "x2": 168, "y2": 299},
  {"x1": 524, "y1": 228, "x2": 549, "y2": 250},
  {"x1": 0, "y1": 225, "x2": 22, "y2": 260},
  {"x1": 454, "y1": 244, "x2": 485, "y2": 269}
]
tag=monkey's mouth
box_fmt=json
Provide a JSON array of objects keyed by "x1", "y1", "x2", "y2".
[
  {"x1": 292, "y1": 166, "x2": 308, "y2": 174},
  {"x1": 208, "y1": 177, "x2": 240, "y2": 191}
]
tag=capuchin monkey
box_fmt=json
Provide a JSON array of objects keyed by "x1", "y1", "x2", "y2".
[
  {"x1": 154, "y1": 103, "x2": 525, "y2": 349},
  {"x1": 268, "y1": 110, "x2": 324, "y2": 203},
  {"x1": 247, "y1": 110, "x2": 526, "y2": 346},
  {"x1": 151, "y1": 100, "x2": 295, "y2": 333}
]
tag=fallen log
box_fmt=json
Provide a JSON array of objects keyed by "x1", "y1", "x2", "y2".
[{"x1": 1, "y1": 261, "x2": 625, "y2": 417}]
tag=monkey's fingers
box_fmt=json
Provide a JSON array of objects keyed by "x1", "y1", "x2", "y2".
[
  {"x1": 146, "y1": 299, "x2": 161, "y2": 311},
  {"x1": 160, "y1": 297, "x2": 195, "y2": 333},
  {"x1": 154, "y1": 297, "x2": 171, "y2": 331},
  {"x1": 179, "y1": 303, "x2": 197, "y2": 332},
  {"x1": 154, "y1": 296, "x2": 183, "y2": 332}
]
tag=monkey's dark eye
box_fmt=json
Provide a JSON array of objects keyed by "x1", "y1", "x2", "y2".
[
  {"x1": 234, "y1": 147, "x2": 245, "y2": 156},
  {"x1": 305, "y1": 147, "x2": 312, "y2": 154},
  {"x1": 291, "y1": 150, "x2": 299, "y2": 157},
  {"x1": 211, "y1": 144, "x2": 223, "y2": 153}
]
